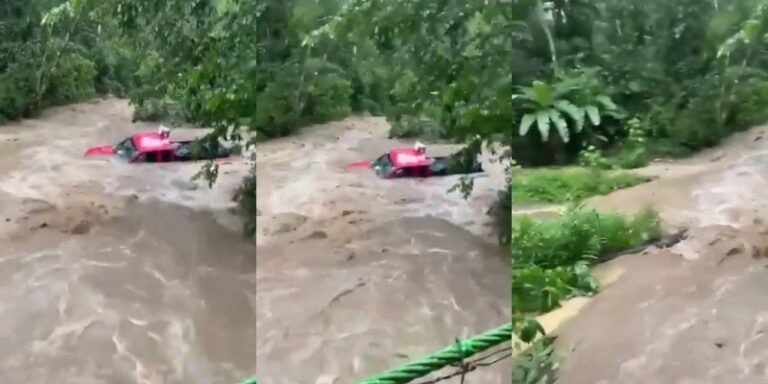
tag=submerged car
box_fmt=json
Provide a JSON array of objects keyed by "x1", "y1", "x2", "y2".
[
  {"x1": 347, "y1": 148, "x2": 483, "y2": 178},
  {"x1": 84, "y1": 131, "x2": 230, "y2": 162}
]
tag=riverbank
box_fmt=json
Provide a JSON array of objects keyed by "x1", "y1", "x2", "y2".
[{"x1": 515, "y1": 124, "x2": 768, "y2": 383}]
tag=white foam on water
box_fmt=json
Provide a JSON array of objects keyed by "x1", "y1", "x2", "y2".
[{"x1": 685, "y1": 150, "x2": 768, "y2": 228}]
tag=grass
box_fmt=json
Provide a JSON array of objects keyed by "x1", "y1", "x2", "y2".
[
  {"x1": 511, "y1": 206, "x2": 662, "y2": 314},
  {"x1": 506, "y1": 200, "x2": 665, "y2": 382},
  {"x1": 508, "y1": 206, "x2": 663, "y2": 380},
  {"x1": 512, "y1": 167, "x2": 651, "y2": 204}
]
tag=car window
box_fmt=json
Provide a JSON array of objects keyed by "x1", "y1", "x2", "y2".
[
  {"x1": 372, "y1": 153, "x2": 394, "y2": 177},
  {"x1": 114, "y1": 138, "x2": 136, "y2": 161}
]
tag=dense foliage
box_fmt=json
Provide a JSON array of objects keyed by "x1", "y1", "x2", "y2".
[
  {"x1": 252, "y1": 0, "x2": 768, "y2": 167},
  {"x1": 0, "y1": 0, "x2": 137, "y2": 122},
  {"x1": 7, "y1": 0, "x2": 768, "y2": 162}
]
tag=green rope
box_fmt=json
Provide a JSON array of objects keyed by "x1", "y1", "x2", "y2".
[
  {"x1": 238, "y1": 377, "x2": 257, "y2": 384},
  {"x1": 356, "y1": 323, "x2": 511, "y2": 384}
]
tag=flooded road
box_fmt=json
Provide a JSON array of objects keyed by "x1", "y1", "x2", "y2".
[
  {"x1": 0, "y1": 99, "x2": 255, "y2": 383},
  {"x1": 256, "y1": 117, "x2": 510, "y2": 383},
  {"x1": 518, "y1": 127, "x2": 768, "y2": 383}
]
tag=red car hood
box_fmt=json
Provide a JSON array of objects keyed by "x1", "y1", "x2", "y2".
[
  {"x1": 84, "y1": 145, "x2": 115, "y2": 157},
  {"x1": 346, "y1": 160, "x2": 371, "y2": 169}
]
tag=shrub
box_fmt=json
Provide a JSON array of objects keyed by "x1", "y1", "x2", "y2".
[
  {"x1": 0, "y1": 61, "x2": 38, "y2": 121},
  {"x1": 388, "y1": 115, "x2": 446, "y2": 140},
  {"x1": 510, "y1": 207, "x2": 662, "y2": 314},
  {"x1": 253, "y1": 59, "x2": 353, "y2": 138},
  {"x1": 512, "y1": 262, "x2": 598, "y2": 314},
  {"x1": 44, "y1": 53, "x2": 97, "y2": 105},
  {"x1": 511, "y1": 206, "x2": 662, "y2": 269},
  {"x1": 132, "y1": 97, "x2": 187, "y2": 125},
  {"x1": 724, "y1": 77, "x2": 768, "y2": 131}
]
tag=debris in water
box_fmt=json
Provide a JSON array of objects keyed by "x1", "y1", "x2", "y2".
[
  {"x1": 70, "y1": 220, "x2": 92, "y2": 235},
  {"x1": 306, "y1": 230, "x2": 328, "y2": 239},
  {"x1": 274, "y1": 223, "x2": 294, "y2": 234},
  {"x1": 325, "y1": 280, "x2": 366, "y2": 311}
]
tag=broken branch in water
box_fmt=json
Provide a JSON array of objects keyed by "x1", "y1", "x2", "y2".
[{"x1": 598, "y1": 228, "x2": 689, "y2": 263}]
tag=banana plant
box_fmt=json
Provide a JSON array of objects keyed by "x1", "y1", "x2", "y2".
[{"x1": 513, "y1": 79, "x2": 618, "y2": 143}]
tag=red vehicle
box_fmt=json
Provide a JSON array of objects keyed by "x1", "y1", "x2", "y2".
[
  {"x1": 347, "y1": 148, "x2": 483, "y2": 178},
  {"x1": 84, "y1": 131, "x2": 230, "y2": 163}
]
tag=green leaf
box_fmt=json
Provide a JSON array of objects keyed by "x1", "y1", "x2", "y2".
[
  {"x1": 466, "y1": 11, "x2": 491, "y2": 37},
  {"x1": 743, "y1": 19, "x2": 761, "y2": 42},
  {"x1": 549, "y1": 109, "x2": 569, "y2": 143},
  {"x1": 517, "y1": 318, "x2": 545, "y2": 343},
  {"x1": 520, "y1": 113, "x2": 536, "y2": 136},
  {"x1": 596, "y1": 95, "x2": 618, "y2": 110},
  {"x1": 585, "y1": 105, "x2": 601, "y2": 126},
  {"x1": 531, "y1": 80, "x2": 553, "y2": 106},
  {"x1": 535, "y1": 110, "x2": 551, "y2": 141},
  {"x1": 554, "y1": 100, "x2": 585, "y2": 132}
]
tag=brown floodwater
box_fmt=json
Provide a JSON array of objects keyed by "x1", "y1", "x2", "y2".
[
  {"x1": 255, "y1": 117, "x2": 511, "y2": 383},
  {"x1": 0, "y1": 99, "x2": 255, "y2": 383}
]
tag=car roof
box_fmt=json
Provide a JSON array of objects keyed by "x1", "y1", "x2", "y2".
[
  {"x1": 389, "y1": 148, "x2": 430, "y2": 167},
  {"x1": 131, "y1": 132, "x2": 174, "y2": 153}
]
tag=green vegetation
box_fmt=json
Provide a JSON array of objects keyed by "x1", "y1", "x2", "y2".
[
  {"x1": 513, "y1": 168, "x2": 651, "y2": 204},
  {"x1": 0, "y1": 0, "x2": 137, "y2": 122},
  {"x1": 509, "y1": 207, "x2": 662, "y2": 378},
  {"x1": 511, "y1": 207, "x2": 662, "y2": 269}
]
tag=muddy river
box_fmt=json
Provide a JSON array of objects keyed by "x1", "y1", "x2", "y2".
[
  {"x1": 0, "y1": 99, "x2": 255, "y2": 383},
  {"x1": 255, "y1": 117, "x2": 511, "y2": 383}
]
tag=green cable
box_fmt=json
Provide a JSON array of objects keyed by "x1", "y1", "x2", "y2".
[
  {"x1": 356, "y1": 323, "x2": 512, "y2": 384},
  {"x1": 239, "y1": 323, "x2": 514, "y2": 384}
]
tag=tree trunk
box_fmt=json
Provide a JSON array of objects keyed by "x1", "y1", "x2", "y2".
[{"x1": 545, "y1": 132, "x2": 562, "y2": 164}]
